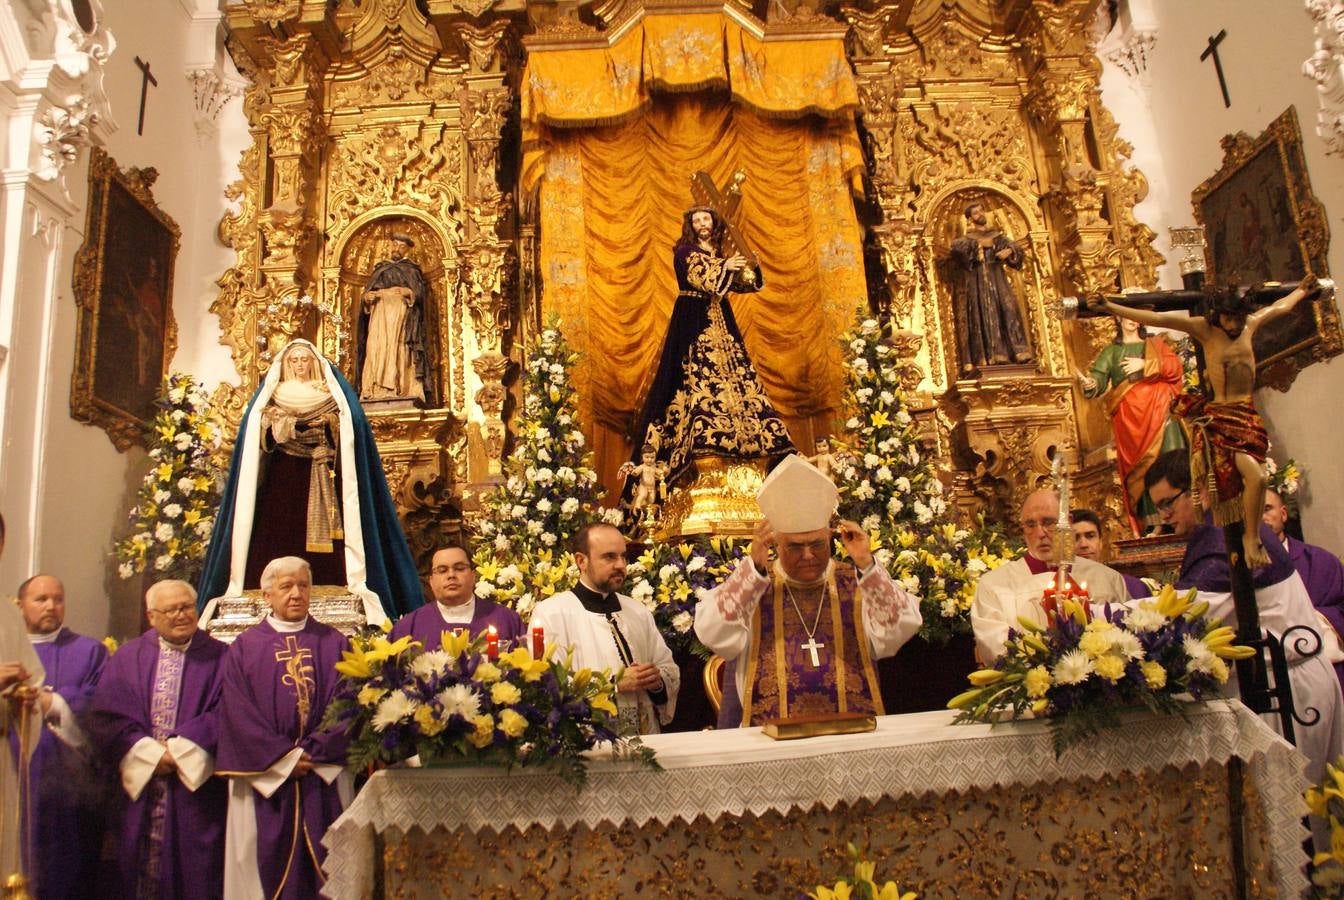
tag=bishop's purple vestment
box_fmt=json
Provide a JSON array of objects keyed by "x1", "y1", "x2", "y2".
[
  {"x1": 389, "y1": 597, "x2": 526, "y2": 650},
  {"x1": 1286, "y1": 536, "x2": 1344, "y2": 694},
  {"x1": 20, "y1": 629, "x2": 108, "y2": 900},
  {"x1": 216, "y1": 618, "x2": 350, "y2": 899},
  {"x1": 87, "y1": 629, "x2": 227, "y2": 899}
]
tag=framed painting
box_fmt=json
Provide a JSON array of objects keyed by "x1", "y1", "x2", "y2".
[
  {"x1": 71, "y1": 147, "x2": 179, "y2": 450},
  {"x1": 1191, "y1": 106, "x2": 1342, "y2": 390}
]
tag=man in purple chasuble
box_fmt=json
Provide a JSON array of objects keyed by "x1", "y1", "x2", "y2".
[
  {"x1": 389, "y1": 544, "x2": 525, "y2": 650},
  {"x1": 215, "y1": 557, "x2": 352, "y2": 899},
  {"x1": 695, "y1": 455, "x2": 923, "y2": 728},
  {"x1": 88, "y1": 580, "x2": 227, "y2": 899},
  {"x1": 1263, "y1": 488, "x2": 1344, "y2": 695},
  {"x1": 14, "y1": 574, "x2": 108, "y2": 899}
]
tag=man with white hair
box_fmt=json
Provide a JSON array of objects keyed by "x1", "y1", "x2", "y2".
[
  {"x1": 970, "y1": 488, "x2": 1131, "y2": 663},
  {"x1": 88, "y1": 579, "x2": 228, "y2": 899},
  {"x1": 215, "y1": 557, "x2": 352, "y2": 899},
  {"x1": 696, "y1": 455, "x2": 923, "y2": 727}
]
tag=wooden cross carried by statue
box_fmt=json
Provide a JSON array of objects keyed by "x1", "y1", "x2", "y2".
[{"x1": 690, "y1": 170, "x2": 759, "y2": 285}]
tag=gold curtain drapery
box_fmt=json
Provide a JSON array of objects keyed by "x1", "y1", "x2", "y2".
[{"x1": 523, "y1": 14, "x2": 868, "y2": 492}]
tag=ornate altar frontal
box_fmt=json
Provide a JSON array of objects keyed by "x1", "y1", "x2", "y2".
[{"x1": 217, "y1": 0, "x2": 1164, "y2": 553}]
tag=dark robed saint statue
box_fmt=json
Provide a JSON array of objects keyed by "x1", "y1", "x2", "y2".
[
  {"x1": 357, "y1": 232, "x2": 433, "y2": 406},
  {"x1": 629, "y1": 206, "x2": 793, "y2": 491},
  {"x1": 947, "y1": 201, "x2": 1034, "y2": 374}
]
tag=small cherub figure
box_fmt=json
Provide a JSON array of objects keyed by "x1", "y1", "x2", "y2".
[
  {"x1": 808, "y1": 437, "x2": 839, "y2": 479},
  {"x1": 619, "y1": 445, "x2": 667, "y2": 514}
]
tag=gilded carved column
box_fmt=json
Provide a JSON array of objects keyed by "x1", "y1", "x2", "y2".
[
  {"x1": 1018, "y1": 0, "x2": 1117, "y2": 299},
  {"x1": 213, "y1": 3, "x2": 339, "y2": 398},
  {"x1": 456, "y1": 22, "x2": 515, "y2": 478}
]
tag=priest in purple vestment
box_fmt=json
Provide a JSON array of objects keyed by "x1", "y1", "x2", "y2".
[
  {"x1": 1264, "y1": 488, "x2": 1344, "y2": 694},
  {"x1": 1146, "y1": 450, "x2": 1344, "y2": 852},
  {"x1": 696, "y1": 455, "x2": 923, "y2": 728},
  {"x1": 215, "y1": 557, "x2": 352, "y2": 899},
  {"x1": 88, "y1": 580, "x2": 227, "y2": 899},
  {"x1": 390, "y1": 544, "x2": 525, "y2": 650},
  {"x1": 14, "y1": 574, "x2": 109, "y2": 900}
]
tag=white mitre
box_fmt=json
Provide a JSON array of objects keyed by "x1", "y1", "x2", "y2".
[{"x1": 757, "y1": 453, "x2": 838, "y2": 534}]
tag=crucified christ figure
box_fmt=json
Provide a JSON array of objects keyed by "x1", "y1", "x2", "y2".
[{"x1": 1100, "y1": 274, "x2": 1320, "y2": 569}]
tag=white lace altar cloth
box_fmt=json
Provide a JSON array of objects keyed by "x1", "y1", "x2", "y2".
[{"x1": 321, "y1": 700, "x2": 1309, "y2": 898}]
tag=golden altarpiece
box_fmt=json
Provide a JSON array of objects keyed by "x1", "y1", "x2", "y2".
[{"x1": 214, "y1": 0, "x2": 1166, "y2": 560}]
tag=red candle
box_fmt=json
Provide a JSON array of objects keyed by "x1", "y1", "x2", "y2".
[
  {"x1": 486, "y1": 625, "x2": 499, "y2": 660},
  {"x1": 531, "y1": 625, "x2": 545, "y2": 660}
]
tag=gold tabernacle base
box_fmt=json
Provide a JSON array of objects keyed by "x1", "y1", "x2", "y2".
[
  {"x1": 657, "y1": 456, "x2": 766, "y2": 540},
  {"x1": 762, "y1": 712, "x2": 878, "y2": 741}
]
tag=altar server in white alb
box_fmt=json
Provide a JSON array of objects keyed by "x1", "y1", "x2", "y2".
[
  {"x1": 696, "y1": 454, "x2": 923, "y2": 728},
  {"x1": 530, "y1": 523, "x2": 680, "y2": 734}
]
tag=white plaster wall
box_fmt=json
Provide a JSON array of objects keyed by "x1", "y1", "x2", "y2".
[
  {"x1": 0, "y1": 0, "x2": 247, "y2": 638},
  {"x1": 1097, "y1": 0, "x2": 1344, "y2": 553}
]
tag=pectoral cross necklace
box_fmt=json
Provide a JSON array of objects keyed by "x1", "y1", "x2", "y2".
[{"x1": 785, "y1": 584, "x2": 827, "y2": 667}]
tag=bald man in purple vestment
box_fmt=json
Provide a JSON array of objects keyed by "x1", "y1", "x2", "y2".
[
  {"x1": 88, "y1": 580, "x2": 227, "y2": 899},
  {"x1": 1264, "y1": 489, "x2": 1344, "y2": 694},
  {"x1": 14, "y1": 574, "x2": 109, "y2": 900},
  {"x1": 389, "y1": 544, "x2": 526, "y2": 650},
  {"x1": 216, "y1": 557, "x2": 352, "y2": 899}
]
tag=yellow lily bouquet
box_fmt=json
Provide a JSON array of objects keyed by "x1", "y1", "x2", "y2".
[
  {"x1": 1306, "y1": 757, "x2": 1344, "y2": 896},
  {"x1": 948, "y1": 585, "x2": 1255, "y2": 755},
  {"x1": 808, "y1": 844, "x2": 916, "y2": 900},
  {"x1": 322, "y1": 626, "x2": 658, "y2": 787}
]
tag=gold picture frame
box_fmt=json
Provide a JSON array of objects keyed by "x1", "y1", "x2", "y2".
[
  {"x1": 1191, "y1": 106, "x2": 1341, "y2": 391},
  {"x1": 71, "y1": 147, "x2": 180, "y2": 450}
]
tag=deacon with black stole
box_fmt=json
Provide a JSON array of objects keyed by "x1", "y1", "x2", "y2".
[
  {"x1": 530, "y1": 523, "x2": 680, "y2": 735},
  {"x1": 696, "y1": 455, "x2": 923, "y2": 728}
]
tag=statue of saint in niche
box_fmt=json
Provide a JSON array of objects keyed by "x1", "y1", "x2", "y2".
[
  {"x1": 357, "y1": 232, "x2": 433, "y2": 406},
  {"x1": 947, "y1": 202, "x2": 1035, "y2": 375}
]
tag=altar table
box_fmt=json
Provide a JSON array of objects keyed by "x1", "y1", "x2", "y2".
[{"x1": 322, "y1": 700, "x2": 1310, "y2": 898}]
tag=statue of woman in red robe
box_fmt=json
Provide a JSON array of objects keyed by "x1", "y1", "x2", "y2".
[{"x1": 1076, "y1": 316, "x2": 1187, "y2": 535}]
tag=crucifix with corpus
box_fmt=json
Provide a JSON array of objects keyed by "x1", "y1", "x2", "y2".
[{"x1": 1062, "y1": 267, "x2": 1334, "y2": 741}]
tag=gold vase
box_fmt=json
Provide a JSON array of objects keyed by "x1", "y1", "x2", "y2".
[{"x1": 656, "y1": 456, "x2": 765, "y2": 539}]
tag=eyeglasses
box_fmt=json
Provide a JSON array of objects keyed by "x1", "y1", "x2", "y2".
[
  {"x1": 1154, "y1": 489, "x2": 1188, "y2": 513},
  {"x1": 150, "y1": 604, "x2": 195, "y2": 619},
  {"x1": 1021, "y1": 518, "x2": 1058, "y2": 531}
]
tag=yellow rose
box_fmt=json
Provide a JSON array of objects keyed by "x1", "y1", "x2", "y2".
[
  {"x1": 1078, "y1": 631, "x2": 1111, "y2": 660},
  {"x1": 1140, "y1": 660, "x2": 1167, "y2": 689},
  {"x1": 468, "y1": 714, "x2": 495, "y2": 748},
  {"x1": 498, "y1": 708, "x2": 528, "y2": 738},
  {"x1": 475, "y1": 662, "x2": 502, "y2": 684},
  {"x1": 414, "y1": 704, "x2": 446, "y2": 737},
  {"x1": 1024, "y1": 665, "x2": 1052, "y2": 699},
  {"x1": 490, "y1": 682, "x2": 522, "y2": 706},
  {"x1": 1093, "y1": 654, "x2": 1126, "y2": 682}
]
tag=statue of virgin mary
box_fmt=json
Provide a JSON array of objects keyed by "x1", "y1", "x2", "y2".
[{"x1": 196, "y1": 339, "x2": 423, "y2": 623}]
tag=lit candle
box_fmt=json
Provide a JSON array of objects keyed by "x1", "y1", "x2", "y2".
[
  {"x1": 486, "y1": 625, "x2": 499, "y2": 660},
  {"x1": 531, "y1": 625, "x2": 545, "y2": 660}
]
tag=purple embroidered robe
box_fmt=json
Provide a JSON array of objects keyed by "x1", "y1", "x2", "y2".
[
  {"x1": 216, "y1": 618, "x2": 350, "y2": 899},
  {"x1": 1287, "y1": 537, "x2": 1344, "y2": 693},
  {"x1": 21, "y1": 629, "x2": 108, "y2": 899},
  {"x1": 720, "y1": 569, "x2": 883, "y2": 728},
  {"x1": 389, "y1": 597, "x2": 526, "y2": 650},
  {"x1": 87, "y1": 629, "x2": 227, "y2": 899}
]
